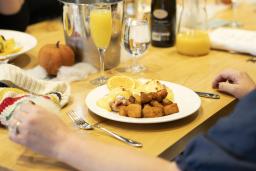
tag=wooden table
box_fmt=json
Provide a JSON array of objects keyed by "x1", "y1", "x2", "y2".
[{"x1": 1, "y1": 3, "x2": 256, "y2": 171}]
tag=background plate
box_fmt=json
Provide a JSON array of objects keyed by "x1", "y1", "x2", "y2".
[{"x1": 0, "y1": 29, "x2": 37, "y2": 61}]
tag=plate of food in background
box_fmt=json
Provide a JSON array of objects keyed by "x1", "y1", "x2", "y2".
[
  {"x1": 85, "y1": 76, "x2": 201, "y2": 124},
  {"x1": 0, "y1": 29, "x2": 37, "y2": 61}
]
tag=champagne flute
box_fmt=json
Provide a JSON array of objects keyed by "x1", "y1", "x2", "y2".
[
  {"x1": 123, "y1": 18, "x2": 150, "y2": 73},
  {"x1": 90, "y1": 4, "x2": 112, "y2": 86}
]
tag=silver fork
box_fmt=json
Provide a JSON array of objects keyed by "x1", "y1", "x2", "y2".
[{"x1": 67, "y1": 110, "x2": 143, "y2": 148}]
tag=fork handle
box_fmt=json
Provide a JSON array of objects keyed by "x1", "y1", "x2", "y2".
[{"x1": 95, "y1": 126, "x2": 143, "y2": 148}]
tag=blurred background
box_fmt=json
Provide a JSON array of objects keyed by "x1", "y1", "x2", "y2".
[{"x1": 0, "y1": 0, "x2": 62, "y2": 31}]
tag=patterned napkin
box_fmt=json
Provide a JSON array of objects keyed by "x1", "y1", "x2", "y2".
[{"x1": 0, "y1": 64, "x2": 71, "y2": 126}]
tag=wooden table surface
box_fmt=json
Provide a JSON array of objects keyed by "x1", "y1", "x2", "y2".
[{"x1": 1, "y1": 2, "x2": 256, "y2": 171}]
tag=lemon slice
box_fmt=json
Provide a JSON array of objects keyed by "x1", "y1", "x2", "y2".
[{"x1": 107, "y1": 76, "x2": 136, "y2": 90}]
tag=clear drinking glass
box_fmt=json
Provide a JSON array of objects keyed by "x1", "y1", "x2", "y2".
[
  {"x1": 123, "y1": 18, "x2": 150, "y2": 73},
  {"x1": 90, "y1": 4, "x2": 112, "y2": 85}
]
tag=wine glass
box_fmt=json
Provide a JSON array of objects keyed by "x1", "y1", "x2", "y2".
[
  {"x1": 89, "y1": 4, "x2": 112, "y2": 86},
  {"x1": 231, "y1": 0, "x2": 240, "y2": 28},
  {"x1": 123, "y1": 18, "x2": 150, "y2": 73}
]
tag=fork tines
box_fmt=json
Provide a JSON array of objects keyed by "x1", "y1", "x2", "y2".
[{"x1": 67, "y1": 110, "x2": 85, "y2": 125}]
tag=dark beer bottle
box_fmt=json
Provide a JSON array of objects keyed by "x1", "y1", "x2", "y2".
[{"x1": 151, "y1": 0, "x2": 176, "y2": 47}]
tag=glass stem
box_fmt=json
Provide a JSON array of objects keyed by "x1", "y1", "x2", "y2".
[
  {"x1": 132, "y1": 54, "x2": 138, "y2": 68},
  {"x1": 98, "y1": 48, "x2": 106, "y2": 80},
  {"x1": 231, "y1": 2, "x2": 239, "y2": 27},
  {"x1": 131, "y1": 49, "x2": 139, "y2": 68}
]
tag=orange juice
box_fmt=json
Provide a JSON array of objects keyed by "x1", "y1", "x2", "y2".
[
  {"x1": 176, "y1": 31, "x2": 210, "y2": 56},
  {"x1": 90, "y1": 9, "x2": 112, "y2": 49}
]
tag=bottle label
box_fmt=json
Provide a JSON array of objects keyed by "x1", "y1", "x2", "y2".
[
  {"x1": 151, "y1": 19, "x2": 172, "y2": 42},
  {"x1": 152, "y1": 32, "x2": 171, "y2": 41},
  {"x1": 153, "y1": 9, "x2": 168, "y2": 19}
]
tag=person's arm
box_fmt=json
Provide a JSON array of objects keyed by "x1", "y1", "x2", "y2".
[
  {"x1": 176, "y1": 70, "x2": 256, "y2": 171},
  {"x1": 8, "y1": 104, "x2": 180, "y2": 171},
  {"x1": 57, "y1": 133, "x2": 179, "y2": 171},
  {"x1": 212, "y1": 69, "x2": 256, "y2": 99},
  {"x1": 0, "y1": 0, "x2": 24, "y2": 15},
  {"x1": 176, "y1": 89, "x2": 256, "y2": 171}
]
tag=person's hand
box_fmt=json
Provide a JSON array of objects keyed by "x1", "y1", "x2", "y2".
[
  {"x1": 212, "y1": 69, "x2": 256, "y2": 99},
  {"x1": 8, "y1": 103, "x2": 73, "y2": 158}
]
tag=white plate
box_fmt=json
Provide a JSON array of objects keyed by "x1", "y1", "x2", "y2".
[
  {"x1": 0, "y1": 29, "x2": 37, "y2": 60},
  {"x1": 86, "y1": 80, "x2": 201, "y2": 124}
]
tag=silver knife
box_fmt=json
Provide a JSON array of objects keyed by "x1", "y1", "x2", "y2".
[{"x1": 195, "y1": 91, "x2": 220, "y2": 99}]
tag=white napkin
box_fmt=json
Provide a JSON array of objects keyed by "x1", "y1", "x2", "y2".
[
  {"x1": 26, "y1": 65, "x2": 48, "y2": 80},
  {"x1": 245, "y1": 0, "x2": 256, "y2": 4},
  {"x1": 209, "y1": 28, "x2": 256, "y2": 56},
  {"x1": 26, "y1": 62, "x2": 97, "y2": 82},
  {"x1": 56, "y1": 63, "x2": 97, "y2": 82}
]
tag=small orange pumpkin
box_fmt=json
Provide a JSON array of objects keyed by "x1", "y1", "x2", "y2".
[{"x1": 39, "y1": 41, "x2": 75, "y2": 76}]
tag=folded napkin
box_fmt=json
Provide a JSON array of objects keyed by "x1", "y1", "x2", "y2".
[
  {"x1": 0, "y1": 64, "x2": 71, "y2": 126},
  {"x1": 210, "y1": 28, "x2": 256, "y2": 56}
]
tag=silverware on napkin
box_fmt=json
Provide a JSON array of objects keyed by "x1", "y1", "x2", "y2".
[
  {"x1": 195, "y1": 91, "x2": 220, "y2": 99},
  {"x1": 67, "y1": 110, "x2": 143, "y2": 148}
]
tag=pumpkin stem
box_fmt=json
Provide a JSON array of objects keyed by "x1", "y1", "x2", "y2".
[{"x1": 56, "y1": 41, "x2": 60, "y2": 48}]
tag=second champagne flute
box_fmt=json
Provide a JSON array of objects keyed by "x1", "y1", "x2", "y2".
[{"x1": 90, "y1": 4, "x2": 112, "y2": 86}]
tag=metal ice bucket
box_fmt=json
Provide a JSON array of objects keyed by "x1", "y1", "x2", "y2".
[{"x1": 59, "y1": 0, "x2": 123, "y2": 69}]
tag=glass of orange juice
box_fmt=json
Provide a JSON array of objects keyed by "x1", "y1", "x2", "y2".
[
  {"x1": 176, "y1": 0, "x2": 210, "y2": 56},
  {"x1": 90, "y1": 4, "x2": 112, "y2": 85}
]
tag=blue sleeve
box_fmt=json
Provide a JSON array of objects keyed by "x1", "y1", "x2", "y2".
[{"x1": 176, "y1": 90, "x2": 256, "y2": 171}]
